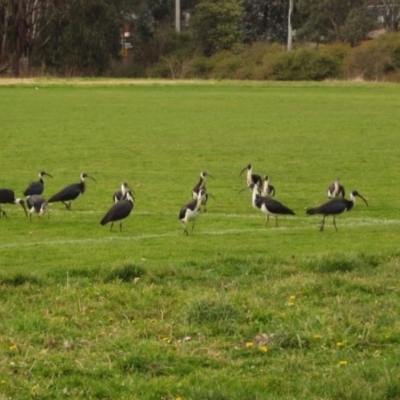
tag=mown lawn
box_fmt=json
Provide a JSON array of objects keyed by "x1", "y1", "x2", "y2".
[{"x1": 0, "y1": 79, "x2": 399, "y2": 399}]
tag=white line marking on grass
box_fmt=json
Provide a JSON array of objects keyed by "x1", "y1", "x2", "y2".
[
  {"x1": 46, "y1": 210, "x2": 400, "y2": 223},
  {"x1": 1, "y1": 218, "x2": 399, "y2": 249}
]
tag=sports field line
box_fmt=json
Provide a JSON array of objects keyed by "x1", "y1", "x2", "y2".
[
  {"x1": 0, "y1": 218, "x2": 399, "y2": 249},
  {"x1": 44, "y1": 209, "x2": 400, "y2": 224}
]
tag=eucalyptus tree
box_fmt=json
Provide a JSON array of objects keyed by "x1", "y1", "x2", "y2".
[
  {"x1": 40, "y1": 0, "x2": 121, "y2": 76},
  {"x1": 368, "y1": 0, "x2": 400, "y2": 32},
  {"x1": 296, "y1": 0, "x2": 373, "y2": 44},
  {"x1": 192, "y1": 0, "x2": 243, "y2": 56},
  {"x1": 0, "y1": 0, "x2": 60, "y2": 77},
  {"x1": 242, "y1": 0, "x2": 288, "y2": 44}
]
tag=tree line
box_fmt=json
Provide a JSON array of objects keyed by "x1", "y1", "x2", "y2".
[{"x1": 0, "y1": 0, "x2": 399, "y2": 78}]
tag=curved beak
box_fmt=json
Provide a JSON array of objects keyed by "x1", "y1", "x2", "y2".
[
  {"x1": 239, "y1": 166, "x2": 247, "y2": 177},
  {"x1": 207, "y1": 192, "x2": 216, "y2": 201},
  {"x1": 44, "y1": 172, "x2": 53, "y2": 178},
  {"x1": 238, "y1": 186, "x2": 250, "y2": 194},
  {"x1": 20, "y1": 200, "x2": 28, "y2": 217},
  {"x1": 357, "y1": 193, "x2": 368, "y2": 207},
  {"x1": 88, "y1": 175, "x2": 97, "y2": 183},
  {"x1": 207, "y1": 174, "x2": 215, "y2": 180}
]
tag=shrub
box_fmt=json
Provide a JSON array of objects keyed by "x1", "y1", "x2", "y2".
[
  {"x1": 187, "y1": 56, "x2": 216, "y2": 78},
  {"x1": 209, "y1": 50, "x2": 243, "y2": 79},
  {"x1": 342, "y1": 33, "x2": 400, "y2": 81},
  {"x1": 271, "y1": 48, "x2": 340, "y2": 81}
]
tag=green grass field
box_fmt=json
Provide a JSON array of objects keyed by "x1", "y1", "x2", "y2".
[{"x1": 0, "y1": 79, "x2": 400, "y2": 399}]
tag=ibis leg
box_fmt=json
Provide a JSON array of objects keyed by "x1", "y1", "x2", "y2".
[
  {"x1": 120, "y1": 223, "x2": 123, "y2": 232},
  {"x1": 110, "y1": 222, "x2": 114, "y2": 231},
  {"x1": 264, "y1": 215, "x2": 270, "y2": 227},
  {"x1": 333, "y1": 217, "x2": 338, "y2": 232},
  {"x1": 319, "y1": 216, "x2": 326, "y2": 232},
  {"x1": 192, "y1": 221, "x2": 195, "y2": 233},
  {"x1": 0, "y1": 208, "x2": 7, "y2": 218}
]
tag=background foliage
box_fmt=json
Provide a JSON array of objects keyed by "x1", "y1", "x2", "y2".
[{"x1": 1, "y1": 0, "x2": 400, "y2": 80}]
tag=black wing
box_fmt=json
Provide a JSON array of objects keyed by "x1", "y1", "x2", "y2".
[
  {"x1": 101, "y1": 200, "x2": 133, "y2": 225},
  {"x1": 48, "y1": 184, "x2": 81, "y2": 203},
  {"x1": 24, "y1": 181, "x2": 44, "y2": 196}
]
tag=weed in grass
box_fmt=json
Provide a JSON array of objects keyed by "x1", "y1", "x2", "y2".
[
  {"x1": 103, "y1": 261, "x2": 146, "y2": 283},
  {"x1": 0, "y1": 272, "x2": 42, "y2": 286}
]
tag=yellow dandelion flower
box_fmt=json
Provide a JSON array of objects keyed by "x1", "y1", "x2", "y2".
[
  {"x1": 9, "y1": 345, "x2": 17, "y2": 351},
  {"x1": 288, "y1": 302, "x2": 295, "y2": 306},
  {"x1": 337, "y1": 342, "x2": 344, "y2": 347},
  {"x1": 1, "y1": 380, "x2": 6, "y2": 384},
  {"x1": 260, "y1": 346, "x2": 268, "y2": 353},
  {"x1": 108, "y1": 317, "x2": 114, "y2": 322},
  {"x1": 289, "y1": 295, "x2": 296, "y2": 301},
  {"x1": 313, "y1": 334, "x2": 321, "y2": 339},
  {"x1": 31, "y1": 386, "x2": 37, "y2": 391},
  {"x1": 162, "y1": 337, "x2": 169, "y2": 342},
  {"x1": 176, "y1": 397, "x2": 182, "y2": 400},
  {"x1": 339, "y1": 360, "x2": 348, "y2": 366},
  {"x1": 246, "y1": 342, "x2": 254, "y2": 348}
]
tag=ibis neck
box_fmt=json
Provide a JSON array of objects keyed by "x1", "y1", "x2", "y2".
[
  {"x1": 252, "y1": 186, "x2": 259, "y2": 206},
  {"x1": 198, "y1": 177, "x2": 206, "y2": 189}
]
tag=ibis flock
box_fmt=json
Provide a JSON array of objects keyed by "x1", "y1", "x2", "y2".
[{"x1": 0, "y1": 167, "x2": 368, "y2": 235}]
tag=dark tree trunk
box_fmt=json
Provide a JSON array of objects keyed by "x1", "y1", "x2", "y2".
[{"x1": 11, "y1": 1, "x2": 29, "y2": 77}]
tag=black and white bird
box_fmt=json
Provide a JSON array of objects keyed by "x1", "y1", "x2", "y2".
[
  {"x1": 240, "y1": 183, "x2": 295, "y2": 227},
  {"x1": 26, "y1": 195, "x2": 48, "y2": 222},
  {"x1": 327, "y1": 178, "x2": 345, "y2": 199},
  {"x1": 113, "y1": 182, "x2": 133, "y2": 203},
  {"x1": 192, "y1": 172, "x2": 215, "y2": 212},
  {"x1": 306, "y1": 190, "x2": 368, "y2": 231},
  {"x1": 0, "y1": 188, "x2": 27, "y2": 218},
  {"x1": 101, "y1": 190, "x2": 134, "y2": 231},
  {"x1": 48, "y1": 173, "x2": 97, "y2": 210},
  {"x1": 23, "y1": 171, "x2": 53, "y2": 197},
  {"x1": 179, "y1": 189, "x2": 205, "y2": 235},
  {"x1": 240, "y1": 164, "x2": 262, "y2": 187},
  {"x1": 261, "y1": 175, "x2": 275, "y2": 197}
]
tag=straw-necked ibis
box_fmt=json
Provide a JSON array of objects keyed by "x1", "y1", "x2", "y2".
[
  {"x1": 101, "y1": 190, "x2": 134, "y2": 231},
  {"x1": 192, "y1": 172, "x2": 215, "y2": 212},
  {"x1": 306, "y1": 190, "x2": 368, "y2": 231},
  {"x1": 240, "y1": 183, "x2": 295, "y2": 227},
  {"x1": 261, "y1": 175, "x2": 275, "y2": 197},
  {"x1": 113, "y1": 182, "x2": 133, "y2": 203},
  {"x1": 327, "y1": 178, "x2": 345, "y2": 199},
  {"x1": 240, "y1": 164, "x2": 262, "y2": 187},
  {"x1": 0, "y1": 188, "x2": 27, "y2": 218},
  {"x1": 26, "y1": 195, "x2": 48, "y2": 221},
  {"x1": 179, "y1": 189, "x2": 205, "y2": 235},
  {"x1": 23, "y1": 171, "x2": 53, "y2": 197},
  {"x1": 48, "y1": 173, "x2": 97, "y2": 210}
]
